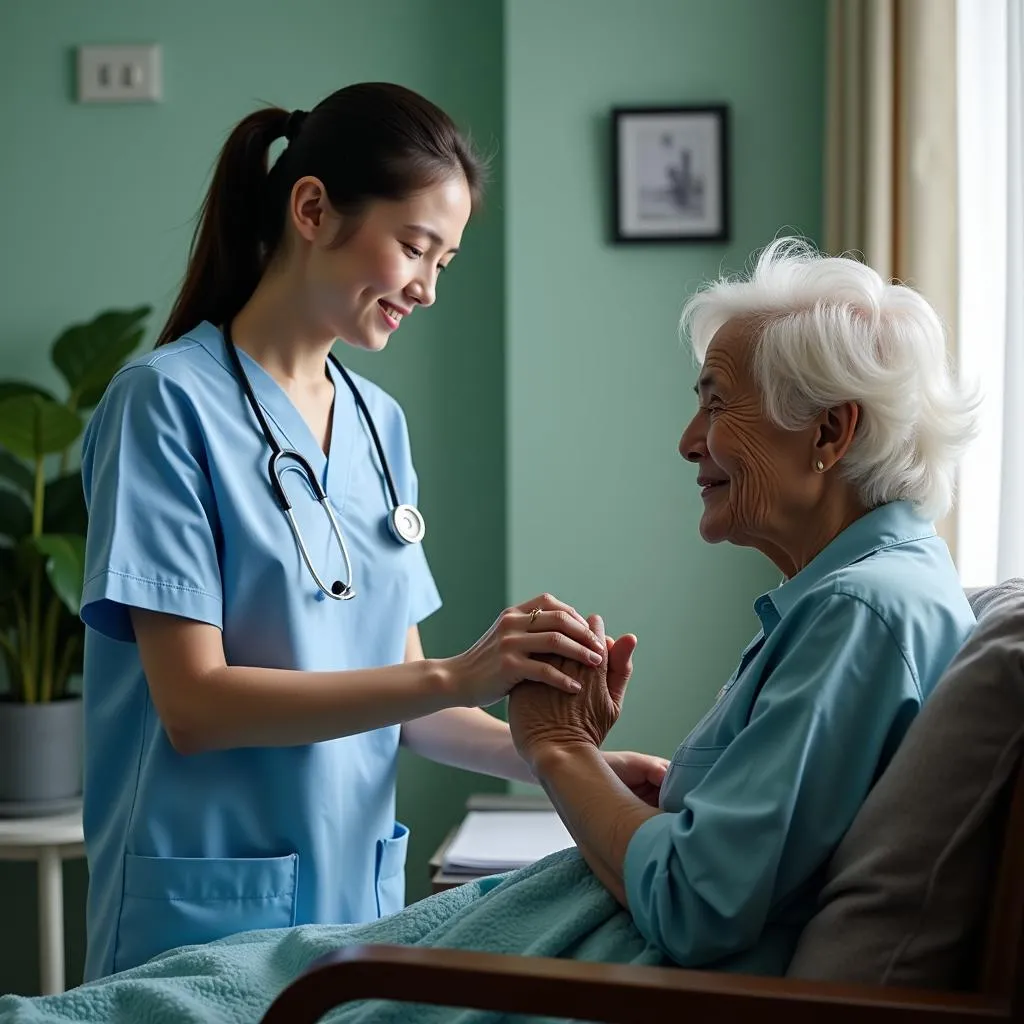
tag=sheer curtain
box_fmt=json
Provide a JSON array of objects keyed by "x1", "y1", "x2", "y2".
[
  {"x1": 824, "y1": 0, "x2": 961, "y2": 554},
  {"x1": 956, "y1": 0, "x2": 1024, "y2": 585}
]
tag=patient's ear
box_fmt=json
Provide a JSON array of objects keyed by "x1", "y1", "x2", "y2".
[{"x1": 812, "y1": 401, "x2": 859, "y2": 471}]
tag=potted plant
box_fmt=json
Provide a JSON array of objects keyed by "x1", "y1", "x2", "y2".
[{"x1": 0, "y1": 306, "x2": 150, "y2": 815}]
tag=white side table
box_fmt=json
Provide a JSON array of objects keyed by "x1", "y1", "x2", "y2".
[{"x1": 0, "y1": 806, "x2": 85, "y2": 995}]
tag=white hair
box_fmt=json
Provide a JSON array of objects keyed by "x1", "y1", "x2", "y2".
[{"x1": 679, "y1": 237, "x2": 980, "y2": 521}]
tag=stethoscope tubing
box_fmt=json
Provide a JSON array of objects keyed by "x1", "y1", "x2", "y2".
[{"x1": 222, "y1": 321, "x2": 421, "y2": 601}]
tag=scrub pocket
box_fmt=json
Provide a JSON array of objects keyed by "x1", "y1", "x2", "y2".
[
  {"x1": 375, "y1": 821, "x2": 409, "y2": 918},
  {"x1": 113, "y1": 852, "x2": 299, "y2": 974}
]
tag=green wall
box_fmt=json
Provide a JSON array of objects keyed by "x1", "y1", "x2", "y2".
[
  {"x1": 505, "y1": 0, "x2": 827, "y2": 760},
  {"x1": 0, "y1": 0, "x2": 826, "y2": 997}
]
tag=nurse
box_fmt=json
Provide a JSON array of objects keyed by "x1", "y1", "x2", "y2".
[{"x1": 79, "y1": 81, "x2": 660, "y2": 981}]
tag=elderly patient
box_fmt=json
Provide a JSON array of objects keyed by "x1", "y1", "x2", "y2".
[
  {"x1": 0, "y1": 240, "x2": 981, "y2": 1021},
  {"x1": 507, "y1": 236, "x2": 979, "y2": 973}
]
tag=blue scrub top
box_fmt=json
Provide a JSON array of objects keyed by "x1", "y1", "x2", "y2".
[
  {"x1": 624, "y1": 500, "x2": 976, "y2": 974},
  {"x1": 78, "y1": 322, "x2": 441, "y2": 980}
]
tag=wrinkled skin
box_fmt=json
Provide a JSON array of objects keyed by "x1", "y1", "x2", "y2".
[{"x1": 678, "y1": 318, "x2": 864, "y2": 577}]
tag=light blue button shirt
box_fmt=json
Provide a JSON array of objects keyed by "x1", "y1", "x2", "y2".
[
  {"x1": 624, "y1": 501, "x2": 975, "y2": 974},
  {"x1": 78, "y1": 322, "x2": 441, "y2": 980}
]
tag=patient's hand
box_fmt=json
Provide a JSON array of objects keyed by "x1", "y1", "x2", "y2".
[
  {"x1": 602, "y1": 750, "x2": 669, "y2": 807},
  {"x1": 508, "y1": 615, "x2": 637, "y2": 763}
]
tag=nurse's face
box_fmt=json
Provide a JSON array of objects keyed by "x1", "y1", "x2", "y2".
[{"x1": 302, "y1": 175, "x2": 473, "y2": 351}]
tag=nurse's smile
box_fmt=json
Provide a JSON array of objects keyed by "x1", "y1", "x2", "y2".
[{"x1": 378, "y1": 300, "x2": 408, "y2": 330}]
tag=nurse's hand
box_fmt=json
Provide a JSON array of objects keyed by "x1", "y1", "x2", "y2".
[
  {"x1": 449, "y1": 594, "x2": 608, "y2": 707},
  {"x1": 508, "y1": 615, "x2": 636, "y2": 762}
]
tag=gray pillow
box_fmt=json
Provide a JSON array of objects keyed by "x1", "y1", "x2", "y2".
[{"x1": 786, "y1": 579, "x2": 1024, "y2": 989}]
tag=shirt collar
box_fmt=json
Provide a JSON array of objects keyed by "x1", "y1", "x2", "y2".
[{"x1": 754, "y1": 501, "x2": 936, "y2": 635}]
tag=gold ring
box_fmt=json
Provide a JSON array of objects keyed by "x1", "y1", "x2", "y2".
[{"x1": 529, "y1": 607, "x2": 541, "y2": 625}]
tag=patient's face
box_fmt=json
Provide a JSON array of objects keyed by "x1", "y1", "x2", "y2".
[{"x1": 678, "y1": 319, "x2": 819, "y2": 559}]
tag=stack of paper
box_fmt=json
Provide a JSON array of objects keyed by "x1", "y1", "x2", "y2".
[{"x1": 441, "y1": 810, "x2": 575, "y2": 874}]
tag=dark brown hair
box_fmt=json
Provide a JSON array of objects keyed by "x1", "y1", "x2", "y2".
[{"x1": 156, "y1": 82, "x2": 486, "y2": 347}]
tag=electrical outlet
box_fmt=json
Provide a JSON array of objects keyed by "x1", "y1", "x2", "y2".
[{"x1": 77, "y1": 44, "x2": 162, "y2": 103}]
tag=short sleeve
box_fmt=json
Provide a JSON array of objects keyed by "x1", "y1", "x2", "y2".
[
  {"x1": 366, "y1": 388, "x2": 441, "y2": 630},
  {"x1": 623, "y1": 593, "x2": 920, "y2": 965},
  {"x1": 403, "y1": 463, "x2": 442, "y2": 628},
  {"x1": 80, "y1": 364, "x2": 223, "y2": 642}
]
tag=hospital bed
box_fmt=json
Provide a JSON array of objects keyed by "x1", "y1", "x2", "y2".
[{"x1": 259, "y1": 581, "x2": 1024, "y2": 1024}]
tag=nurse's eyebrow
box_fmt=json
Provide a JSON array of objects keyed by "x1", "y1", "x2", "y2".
[{"x1": 404, "y1": 224, "x2": 459, "y2": 255}]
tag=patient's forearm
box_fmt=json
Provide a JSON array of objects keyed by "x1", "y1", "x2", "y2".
[{"x1": 530, "y1": 743, "x2": 662, "y2": 907}]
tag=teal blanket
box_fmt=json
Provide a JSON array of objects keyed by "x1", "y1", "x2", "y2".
[{"x1": 0, "y1": 849, "x2": 667, "y2": 1023}]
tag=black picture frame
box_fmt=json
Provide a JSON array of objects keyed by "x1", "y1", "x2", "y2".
[{"x1": 611, "y1": 104, "x2": 731, "y2": 244}]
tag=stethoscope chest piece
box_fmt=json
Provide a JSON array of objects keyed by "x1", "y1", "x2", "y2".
[{"x1": 389, "y1": 504, "x2": 426, "y2": 545}]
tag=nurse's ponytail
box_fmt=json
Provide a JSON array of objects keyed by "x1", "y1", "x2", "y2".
[
  {"x1": 156, "y1": 107, "x2": 288, "y2": 347},
  {"x1": 156, "y1": 83, "x2": 486, "y2": 348}
]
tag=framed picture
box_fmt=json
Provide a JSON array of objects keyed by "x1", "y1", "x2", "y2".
[{"x1": 611, "y1": 105, "x2": 730, "y2": 243}]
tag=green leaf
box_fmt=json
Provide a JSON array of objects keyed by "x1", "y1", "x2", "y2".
[
  {"x1": 0, "y1": 490, "x2": 31, "y2": 541},
  {"x1": 0, "y1": 395, "x2": 82, "y2": 461},
  {"x1": 76, "y1": 326, "x2": 146, "y2": 408},
  {"x1": 0, "y1": 382, "x2": 57, "y2": 403},
  {"x1": 44, "y1": 473, "x2": 87, "y2": 535},
  {"x1": 52, "y1": 306, "x2": 151, "y2": 409},
  {"x1": 0, "y1": 451, "x2": 32, "y2": 496},
  {"x1": 31, "y1": 535, "x2": 85, "y2": 616}
]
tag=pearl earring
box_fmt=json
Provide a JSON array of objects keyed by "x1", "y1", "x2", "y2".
[{"x1": 815, "y1": 459, "x2": 825, "y2": 472}]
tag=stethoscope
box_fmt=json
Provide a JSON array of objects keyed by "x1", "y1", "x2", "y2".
[{"x1": 223, "y1": 321, "x2": 426, "y2": 602}]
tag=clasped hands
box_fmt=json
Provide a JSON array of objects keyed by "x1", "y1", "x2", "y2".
[{"x1": 508, "y1": 613, "x2": 668, "y2": 807}]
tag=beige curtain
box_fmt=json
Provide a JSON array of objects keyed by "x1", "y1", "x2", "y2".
[{"x1": 824, "y1": 0, "x2": 960, "y2": 556}]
